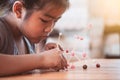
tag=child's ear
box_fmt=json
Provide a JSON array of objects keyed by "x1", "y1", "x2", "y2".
[{"x1": 12, "y1": 1, "x2": 24, "y2": 18}]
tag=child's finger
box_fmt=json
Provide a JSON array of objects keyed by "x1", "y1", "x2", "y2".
[{"x1": 60, "y1": 54, "x2": 67, "y2": 69}]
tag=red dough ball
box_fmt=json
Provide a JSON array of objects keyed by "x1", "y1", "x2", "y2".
[
  {"x1": 96, "y1": 63, "x2": 100, "y2": 68},
  {"x1": 66, "y1": 50, "x2": 69, "y2": 53},
  {"x1": 83, "y1": 64, "x2": 87, "y2": 69},
  {"x1": 71, "y1": 65, "x2": 75, "y2": 69}
]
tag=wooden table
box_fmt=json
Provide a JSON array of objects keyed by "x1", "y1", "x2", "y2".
[{"x1": 1, "y1": 59, "x2": 120, "y2": 80}]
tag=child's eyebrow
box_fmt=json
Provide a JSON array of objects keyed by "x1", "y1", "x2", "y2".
[{"x1": 44, "y1": 13, "x2": 61, "y2": 20}]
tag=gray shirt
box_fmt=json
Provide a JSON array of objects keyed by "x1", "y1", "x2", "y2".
[{"x1": 0, "y1": 17, "x2": 35, "y2": 55}]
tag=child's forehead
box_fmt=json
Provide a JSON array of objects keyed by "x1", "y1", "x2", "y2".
[
  {"x1": 39, "y1": 4, "x2": 65, "y2": 18},
  {"x1": 43, "y1": 2, "x2": 66, "y2": 10},
  {"x1": 44, "y1": 12, "x2": 61, "y2": 20}
]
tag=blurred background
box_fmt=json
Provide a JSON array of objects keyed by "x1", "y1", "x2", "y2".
[{"x1": 46, "y1": 0, "x2": 120, "y2": 59}]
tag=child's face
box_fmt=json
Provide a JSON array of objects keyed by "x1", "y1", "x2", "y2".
[{"x1": 20, "y1": 6, "x2": 65, "y2": 43}]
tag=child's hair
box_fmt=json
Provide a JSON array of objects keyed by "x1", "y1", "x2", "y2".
[{"x1": 0, "y1": 0, "x2": 69, "y2": 12}]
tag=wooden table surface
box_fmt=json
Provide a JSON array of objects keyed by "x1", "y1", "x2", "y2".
[{"x1": 1, "y1": 59, "x2": 120, "y2": 80}]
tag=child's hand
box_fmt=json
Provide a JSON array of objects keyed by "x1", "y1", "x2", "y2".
[
  {"x1": 39, "y1": 48, "x2": 67, "y2": 71},
  {"x1": 44, "y1": 43, "x2": 63, "y2": 51}
]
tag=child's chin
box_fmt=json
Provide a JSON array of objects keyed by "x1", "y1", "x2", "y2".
[
  {"x1": 30, "y1": 39, "x2": 41, "y2": 43},
  {"x1": 30, "y1": 37, "x2": 47, "y2": 43}
]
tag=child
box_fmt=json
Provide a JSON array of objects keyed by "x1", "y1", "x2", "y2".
[{"x1": 0, "y1": 0, "x2": 69, "y2": 76}]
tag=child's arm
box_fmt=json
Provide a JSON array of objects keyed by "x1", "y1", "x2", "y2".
[
  {"x1": 0, "y1": 48, "x2": 67, "y2": 76},
  {"x1": 0, "y1": 53, "x2": 42, "y2": 76}
]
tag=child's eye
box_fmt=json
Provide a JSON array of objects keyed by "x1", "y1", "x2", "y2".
[
  {"x1": 54, "y1": 19, "x2": 58, "y2": 22},
  {"x1": 40, "y1": 18, "x2": 49, "y2": 23}
]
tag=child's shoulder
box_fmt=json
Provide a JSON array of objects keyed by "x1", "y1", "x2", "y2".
[
  {"x1": 0, "y1": 17, "x2": 9, "y2": 36},
  {"x1": 0, "y1": 17, "x2": 13, "y2": 41}
]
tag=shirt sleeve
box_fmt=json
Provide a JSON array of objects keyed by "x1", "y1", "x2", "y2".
[{"x1": 0, "y1": 23, "x2": 6, "y2": 52}]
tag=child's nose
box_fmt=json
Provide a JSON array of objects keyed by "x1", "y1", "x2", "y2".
[{"x1": 45, "y1": 22, "x2": 54, "y2": 32}]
